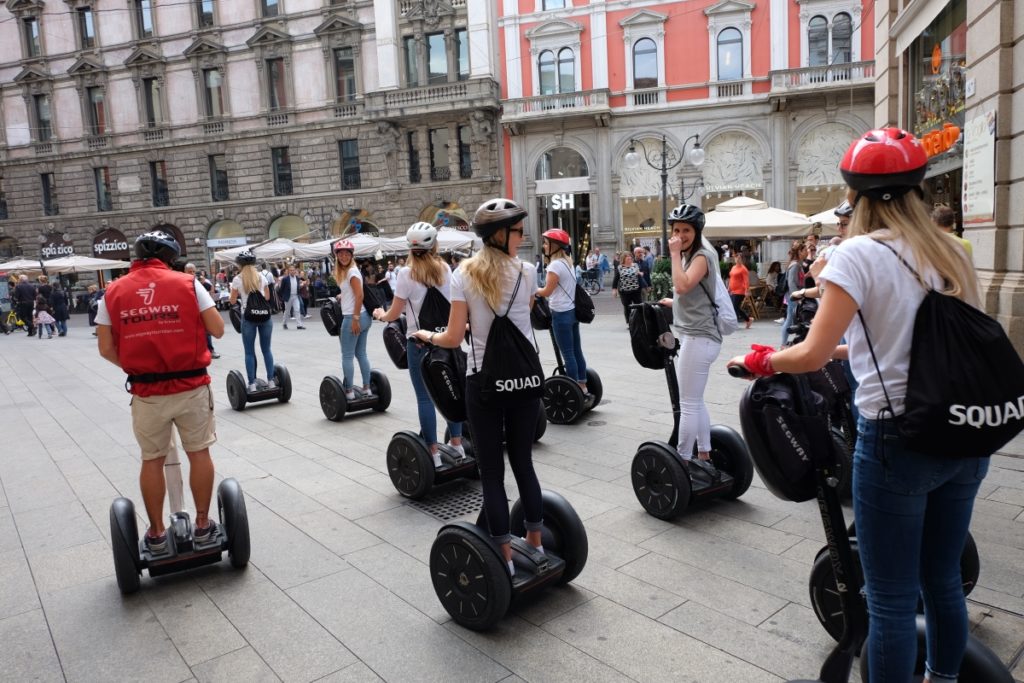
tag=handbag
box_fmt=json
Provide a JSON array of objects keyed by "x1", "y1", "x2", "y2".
[{"x1": 862, "y1": 241, "x2": 1024, "y2": 459}]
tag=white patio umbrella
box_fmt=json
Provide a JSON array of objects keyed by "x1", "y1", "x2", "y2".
[
  {"x1": 379, "y1": 228, "x2": 482, "y2": 256},
  {"x1": 42, "y1": 255, "x2": 132, "y2": 273},
  {"x1": 297, "y1": 234, "x2": 382, "y2": 260},
  {"x1": 703, "y1": 196, "x2": 814, "y2": 239},
  {"x1": 809, "y1": 207, "x2": 841, "y2": 230},
  {"x1": 0, "y1": 258, "x2": 45, "y2": 272},
  {"x1": 212, "y1": 238, "x2": 312, "y2": 264}
]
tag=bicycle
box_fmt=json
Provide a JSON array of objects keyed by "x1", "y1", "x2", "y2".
[
  {"x1": 580, "y1": 268, "x2": 601, "y2": 296},
  {"x1": 4, "y1": 309, "x2": 27, "y2": 334}
]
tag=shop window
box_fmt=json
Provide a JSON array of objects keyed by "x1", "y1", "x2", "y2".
[
  {"x1": 456, "y1": 29, "x2": 469, "y2": 80},
  {"x1": 77, "y1": 8, "x2": 96, "y2": 50},
  {"x1": 334, "y1": 47, "x2": 356, "y2": 102},
  {"x1": 41, "y1": 173, "x2": 59, "y2": 216},
  {"x1": 535, "y1": 147, "x2": 588, "y2": 180},
  {"x1": 202, "y1": 68, "x2": 224, "y2": 118},
  {"x1": 272, "y1": 147, "x2": 293, "y2": 196},
  {"x1": 95, "y1": 167, "x2": 112, "y2": 211},
  {"x1": 196, "y1": 0, "x2": 215, "y2": 28},
  {"x1": 717, "y1": 28, "x2": 742, "y2": 81},
  {"x1": 266, "y1": 58, "x2": 287, "y2": 111},
  {"x1": 150, "y1": 161, "x2": 168, "y2": 207},
  {"x1": 142, "y1": 77, "x2": 162, "y2": 127},
  {"x1": 633, "y1": 38, "x2": 657, "y2": 89},
  {"x1": 34, "y1": 94, "x2": 52, "y2": 142},
  {"x1": 429, "y1": 128, "x2": 449, "y2": 181},
  {"x1": 458, "y1": 125, "x2": 471, "y2": 179},
  {"x1": 427, "y1": 33, "x2": 446, "y2": 84},
  {"x1": 133, "y1": 0, "x2": 154, "y2": 39},
  {"x1": 86, "y1": 86, "x2": 106, "y2": 135},
  {"x1": 339, "y1": 139, "x2": 360, "y2": 190},
  {"x1": 404, "y1": 36, "x2": 419, "y2": 87},
  {"x1": 408, "y1": 131, "x2": 420, "y2": 183},
  {"x1": 23, "y1": 17, "x2": 41, "y2": 58},
  {"x1": 261, "y1": 0, "x2": 278, "y2": 18},
  {"x1": 209, "y1": 154, "x2": 229, "y2": 201}
]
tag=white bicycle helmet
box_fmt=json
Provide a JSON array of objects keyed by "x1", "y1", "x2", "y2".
[{"x1": 406, "y1": 222, "x2": 438, "y2": 252}]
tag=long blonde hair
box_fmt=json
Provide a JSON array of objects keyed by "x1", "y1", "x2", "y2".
[
  {"x1": 239, "y1": 264, "x2": 263, "y2": 294},
  {"x1": 544, "y1": 240, "x2": 574, "y2": 267},
  {"x1": 408, "y1": 244, "x2": 445, "y2": 288},
  {"x1": 333, "y1": 252, "x2": 355, "y2": 284},
  {"x1": 460, "y1": 244, "x2": 512, "y2": 311},
  {"x1": 850, "y1": 193, "x2": 980, "y2": 306}
]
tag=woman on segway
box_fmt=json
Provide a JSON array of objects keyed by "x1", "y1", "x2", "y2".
[
  {"x1": 728, "y1": 128, "x2": 988, "y2": 683},
  {"x1": 535, "y1": 228, "x2": 593, "y2": 404},
  {"x1": 333, "y1": 239, "x2": 373, "y2": 401},
  {"x1": 660, "y1": 203, "x2": 723, "y2": 481},
  {"x1": 373, "y1": 222, "x2": 464, "y2": 468},
  {"x1": 229, "y1": 250, "x2": 276, "y2": 392},
  {"x1": 413, "y1": 198, "x2": 544, "y2": 577}
]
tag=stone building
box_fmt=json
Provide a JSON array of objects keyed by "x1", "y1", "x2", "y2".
[{"x1": 0, "y1": 0, "x2": 502, "y2": 272}]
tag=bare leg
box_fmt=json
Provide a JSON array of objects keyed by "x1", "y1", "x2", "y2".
[
  {"x1": 185, "y1": 448, "x2": 215, "y2": 528},
  {"x1": 140, "y1": 457, "x2": 167, "y2": 535}
]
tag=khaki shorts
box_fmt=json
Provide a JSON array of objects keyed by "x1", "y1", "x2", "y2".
[{"x1": 131, "y1": 384, "x2": 217, "y2": 460}]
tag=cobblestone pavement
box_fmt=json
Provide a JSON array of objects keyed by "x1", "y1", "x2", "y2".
[{"x1": 1, "y1": 295, "x2": 1023, "y2": 683}]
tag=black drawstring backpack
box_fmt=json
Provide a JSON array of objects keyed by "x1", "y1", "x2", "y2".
[{"x1": 863, "y1": 241, "x2": 1024, "y2": 459}]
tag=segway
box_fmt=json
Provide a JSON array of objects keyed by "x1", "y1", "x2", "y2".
[
  {"x1": 386, "y1": 430, "x2": 478, "y2": 499},
  {"x1": 735, "y1": 371, "x2": 1011, "y2": 683},
  {"x1": 530, "y1": 296, "x2": 600, "y2": 425},
  {"x1": 628, "y1": 303, "x2": 754, "y2": 520},
  {"x1": 109, "y1": 437, "x2": 249, "y2": 594},
  {"x1": 319, "y1": 370, "x2": 391, "y2": 421},
  {"x1": 429, "y1": 489, "x2": 587, "y2": 631},
  {"x1": 226, "y1": 365, "x2": 292, "y2": 411}
]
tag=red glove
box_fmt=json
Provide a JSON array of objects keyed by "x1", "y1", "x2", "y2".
[{"x1": 744, "y1": 344, "x2": 777, "y2": 377}]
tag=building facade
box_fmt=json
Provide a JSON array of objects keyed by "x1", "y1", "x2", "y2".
[
  {"x1": 0, "y1": 0, "x2": 502, "y2": 270},
  {"x1": 874, "y1": 0, "x2": 1024, "y2": 347},
  {"x1": 497, "y1": 0, "x2": 875, "y2": 260}
]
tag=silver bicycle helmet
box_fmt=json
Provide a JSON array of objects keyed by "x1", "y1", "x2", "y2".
[
  {"x1": 406, "y1": 222, "x2": 438, "y2": 252},
  {"x1": 667, "y1": 203, "x2": 705, "y2": 231},
  {"x1": 471, "y1": 198, "x2": 528, "y2": 239},
  {"x1": 833, "y1": 200, "x2": 853, "y2": 218}
]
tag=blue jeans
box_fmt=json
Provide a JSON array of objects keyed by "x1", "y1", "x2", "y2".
[
  {"x1": 781, "y1": 295, "x2": 798, "y2": 346},
  {"x1": 853, "y1": 417, "x2": 989, "y2": 683},
  {"x1": 551, "y1": 309, "x2": 587, "y2": 382},
  {"x1": 340, "y1": 310, "x2": 372, "y2": 390},
  {"x1": 241, "y1": 318, "x2": 274, "y2": 383},
  {"x1": 55, "y1": 318, "x2": 67, "y2": 335},
  {"x1": 406, "y1": 340, "x2": 462, "y2": 447}
]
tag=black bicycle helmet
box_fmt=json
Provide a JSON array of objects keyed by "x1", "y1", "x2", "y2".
[
  {"x1": 471, "y1": 198, "x2": 528, "y2": 240},
  {"x1": 134, "y1": 230, "x2": 180, "y2": 265},
  {"x1": 667, "y1": 203, "x2": 705, "y2": 231},
  {"x1": 833, "y1": 200, "x2": 853, "y2": 218},
  {"x1": 235, "y1": 249, "x2": 256, "y2": 266}
]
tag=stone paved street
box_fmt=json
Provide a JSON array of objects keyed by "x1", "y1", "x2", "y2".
[{"x1": 1, "y1": 295, "x2": 1023, "y2": 682}]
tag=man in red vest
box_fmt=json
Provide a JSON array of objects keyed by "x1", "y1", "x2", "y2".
[{"x1": 96, "y1": 231, "x2": 225, "y2": 554}]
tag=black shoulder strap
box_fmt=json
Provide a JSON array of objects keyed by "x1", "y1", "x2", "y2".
[{"x1": 873, "y1": 238, "x2": 932, "y2": 291}]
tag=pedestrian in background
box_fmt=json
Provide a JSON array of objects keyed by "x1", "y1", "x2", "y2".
[
  {"x1": 729, "y1": 254, "x2": 753, "y2": 329},
  {"x1": 49, "y1": 282, "x2": 69, "y2": 337}
]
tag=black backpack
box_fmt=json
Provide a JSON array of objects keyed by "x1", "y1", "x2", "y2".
[
  {"x1": 553, "y1": 261, "x2": 595, "y2": 324},
  {"x1": 864, "y1": 242, "x2": 1024, "y2": 459},
  {"x1": 421, "y1": 345, "x2": 468, "y2": 422},
  {"x1": 628, "y1": 302, "x2": 676, "y2": 370},
  {"x1": 472, "y1": 268, "x2": 544, "y2": 406},
  {"x1": 382, "y1": 317, "x2": 409, "y2": 369},
  {"x1": 774, "y1": 271, "x2": 789, "y2": 299},
  {"x1": 411, "y1": 286, "x2": 451, "y2": 334},
  {"x1": 243, "y1": 289, "x2": 271, "y2": 323},
  {"x1": 321, "y1": 299, "x2": 343, "y2": 336}
]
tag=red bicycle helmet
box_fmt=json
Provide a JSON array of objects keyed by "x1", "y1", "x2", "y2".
[
  {"x1": 332, "y1": 239, "x2": 354, "y2": 254},
  {"x1": 542, "y1": 229, "x2": 571, "y2": 249},
  {"x1": 840, "y1": 128, "x2": 928, "y2": 202}
]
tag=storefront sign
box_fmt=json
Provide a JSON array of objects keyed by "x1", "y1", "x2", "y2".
[
  {"x1": 40, "y1": 233, "x2": 74, "y2": 259},
  {"x1": 92, "y1": 228, "x2": 130, "y2": 260},
  {"x1": 207, "y1": 237, "x2": 247, "y2": 248},
  {"x1": 551, "y1": 193, "x2": 575, "y2": 210},
  {"x1": 921, "y1": 122, "x2": 961, "y2": 158},
  {"x1": 962, "y1": 111, "x2": 996, "y2": 225}
]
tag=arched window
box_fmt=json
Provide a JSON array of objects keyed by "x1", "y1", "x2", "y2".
[
  {"x1": 808, "y1": 16, "x2": 828, "y2": 67},
  {"x1": 538, "y1": 50, "x2": 556, "y2": 95},
  {"x1": 557, "y1": 47, "x2": 575, "y2": 93},
  {"x1": 536, "y1": 147, "x2": 588, "y2": 180},
  {"x1": 717, "y1": 28, "x2": 742, "y2": 81},
  {"x1": 832, "y1": 12, "x2": 852, "y2": 64},
  {"x1": 633, "y1": 38, "x2": 658, "y2": 89}
]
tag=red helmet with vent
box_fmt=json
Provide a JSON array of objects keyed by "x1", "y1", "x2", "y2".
[
  {"x1": 542, "y1": 229, "x2": 571, "y2": 249},
  {"x1": 840, "y1": 128, "x2": 928, "y2": 202}
]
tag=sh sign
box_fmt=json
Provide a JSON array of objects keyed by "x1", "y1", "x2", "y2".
[{"x1": 551, "y1": 193, "x2": 575, "y2": 211}]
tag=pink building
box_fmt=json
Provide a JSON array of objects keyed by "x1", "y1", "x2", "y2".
[{"x1": 497, "y1": 0, "x2": 874, "y2": 258}]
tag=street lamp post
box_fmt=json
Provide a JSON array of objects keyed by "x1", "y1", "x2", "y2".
[
  {"x1": 303, "y1": 207, "x2": 341, "y2": 275},
  {"x1": 623, "y1": 134, "x2": 705, "y2": 257}
]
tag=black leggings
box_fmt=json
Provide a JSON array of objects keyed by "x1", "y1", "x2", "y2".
[
  {"x1": 619, "y1": 289, "x2": 643, "y2": 323},
  {"x1": 465, "y1": 375, "x2": 543, "y2": 543},
  {"x1": 730, "y1": 293, "x2": 750, "y2": 322}
]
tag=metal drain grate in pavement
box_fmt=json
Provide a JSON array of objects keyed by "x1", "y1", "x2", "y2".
[{"x1": 407, "y1": 485, "x2": 483, "y2": 521}]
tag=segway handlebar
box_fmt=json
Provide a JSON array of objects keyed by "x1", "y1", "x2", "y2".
[{"x1": 728, "y1": 365, "x2": 755, "y2": 379}]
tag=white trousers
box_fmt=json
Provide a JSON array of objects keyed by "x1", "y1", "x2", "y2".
[
  {"x1": 674, "y1": 334, "x2": 722, "y2": 458},
  {"x1": 282, "y1": 295, "x2": 302, "y2": 324}
]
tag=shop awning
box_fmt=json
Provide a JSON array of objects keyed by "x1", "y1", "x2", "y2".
[{"x1": 42, "y1": 255, "x2": 132, "y2": 273}]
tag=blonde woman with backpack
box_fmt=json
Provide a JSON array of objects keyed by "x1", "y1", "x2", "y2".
[{"x1": 229, "y1": 250, "x2": 276, "y2": 393}]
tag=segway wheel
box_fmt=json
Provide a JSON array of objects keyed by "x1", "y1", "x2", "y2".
[
  {"x1": 430, "y1": 524, "x2": 511, "y2": 631},
  {"x1": 631, "y1": 443, "x2": 691, "y2": 520},
  {"x1": 809, "y1": 541, "x2": 861, "y2": 643},
  {"x1": 217, "y1": 478, "x2": 250, "y2": 569},
  {"x1": 707, "y1": 425, "x2": 754, "y2": 500},
  {"x1": 511, "y1": 490, "x2": 588, "y2": 585},
  {"x1": 226, "y1": 370, "x2": 248, "y2": 412},
  {"x1": 585, "y1": 368, "x2": 603, "y2": 409},
  {"x1": 533, "y1": 406, "x2": 547, "y2": 442},
  {"x1": 109, "y1": 497, "x2": 141, "y2": 594},
  {"x1": 543, "y1": 376, "x2": 585, "y2": 425},
  {"x1": 386, "y1": 431, "x2": 435, "y2": 499},
  {"x1": 370, "y1": 369, "x2": 391, "y2": 412},
  {"x1": 274, "y1": 365, "x2": 292, "y2": 404},
  {"x1": 319, "y1": 376, "x2": 347, "y2": 421}
]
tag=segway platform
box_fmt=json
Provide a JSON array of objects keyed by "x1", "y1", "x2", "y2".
[
  {"x1": 387, "y1": 430, "x2": 478, "y2": 499},
  {"x1": 226, "y1": 365, "x2": 292, "y2": 411},
  {"x1": 320, "y1": 369, "x2": 391, "y2": 421}
]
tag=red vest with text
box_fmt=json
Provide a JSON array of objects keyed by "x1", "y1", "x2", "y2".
[{"x1": 105, "y1": 259, "x2": 211, "y2": 397}]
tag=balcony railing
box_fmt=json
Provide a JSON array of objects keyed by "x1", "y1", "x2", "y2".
[
  {"x1": 400, "y1": 0, "x2": 464, "y2": 14},
  {"x1": 341, "y1": 172, "x2": 361, "y2": 191},
  {"x1": 97, "y1": 197, "x2": 113, "y2": 212},
  {"x1": 501, "y1": 89, "x2": 611, "y2": 124},
  {"x1": 143, "y1": 128, "x2": 164, "y2": 142},
  {"x1": 631, "y1": 88, "x2": 664, "y2": 107},
  {"x1": 34, "y1": 142, "x2": 54, "y2": 155},
  {"x1": 86, "y1": 135, "x2": 109, "y2": 150},
  {"x1": 770, "y1": 60, "x2": 874, "y2": 93},
  {"x1": 430, "y1": 166, "x2": 451, "y2": 182},
  {"x1": 203, "y1": 120, "x2": 225, "y2": 135},
  {"x1": 274, "y1": 178, "x2": 293, "y2": 196},
  {"x1": 267, "y1": 112, "x2": 289, "y2": 127},
  {"x1": 714, "y1": 81, "x2": 746, "y2": 98},
  {"x1": 459, "y1": 164, "x2": 472, "y2": 180},
  {"x1": 152, "y1": 190, "x2": 169, "y2": 207},
  {"x1": 334, "y1": 102, "x2": 361, "y2": 119},
  {"x1": 364, "y1": 78, "x2": 499, "y2": 119},
  {"x1": 212, "y1": 186, "x2": 230, "y2": 202}
]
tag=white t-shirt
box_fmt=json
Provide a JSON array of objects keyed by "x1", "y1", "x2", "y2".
[
  {"x1": 820, "y1": 233, "x2": 946, "y2": 419},
  {"x1": 96, "y1": 279, "x2": 214, "y2": 325},
  {"x1": 452, "y1": 259, "x2": 537, "y2": 374},
  {"x1": 385, "y1": 268, "x2": 399, "y2": 290},
  {"x1": 394, "y1": 264, "x2": 453, "y2": 336},
  {"x1": 336, "y1": 266, "x2": 363, "y2": 316},
  {"x1": 547, "y1": 258, "x2": 576, "y2": 313},
  {"x1": 230, "y1": 274, "x2": 269, "y2": 314}
]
